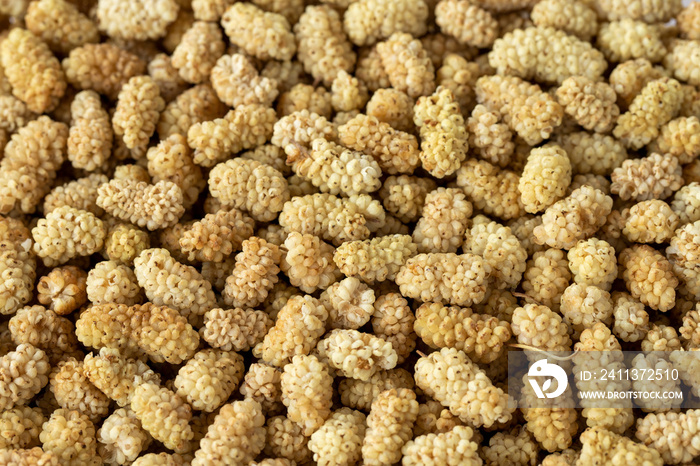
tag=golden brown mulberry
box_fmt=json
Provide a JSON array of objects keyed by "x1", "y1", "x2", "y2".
[
  {"x1": 362, "y1": 388, "x2": 419, "y2": 466},
  {"x1": 281, "y1": 354, "x2": 333, "y2": 436},
  {"x1": 86, "y1": 260, "x2": 143, "y2": 306},
  {"x1": 0, "y1": 217, "x2": 36, "y2": 316},
  {"x1": 280, "y1": 193, "x2": 385, "y2": 246},
  {"x1": 338, "y1": 369, "x2": 414, "y2": 413},
  {"x1": 413, "y1": 86, "x2": 468, "y2": 177},
  {"x1": 331, "y1": 71, "x2": 368, "y2": 113},
  {"x1": 475, "y1": 75, "x2": 564, "y2": 145},
  {"x1": 665, "y1": 40, "x2": 700, "y2": 87},
  {"x1": 192, "y1": 400, "x2": 266, "y2": 466},
  {"x1": 519, "y1": 144, "x2": 571, "y2": 214},
  {"x1": 623, "y1": 199, "x2": 679, "y2": 243},
  {"x1": 511, "y1": 303, "x2": 571, "y2": 351},
  {"x1": 611, "y1": 152, "x2": 683, "y2": 202},
  {"x1": 463, "y1": 216, "x2": 527, "y2": 289},
  {"x1": 66, "y1": 91, "x2": 112, "y2": 171},
  {"x1": 76, "y1": 303, "x2": 199, "y2": 364},
  {"x1": 640, "y1": 323, "x2": 681, "y2": 353},
  {"x1": 321, "y1": 277, "x2": 375, "y2": 330},
  {"x1": 435, "y1": 0, "x2": 498, "y2": 48},
  {"x1": 317, "y1": 329, "x2": 397, "y2": 381},
  {"x1": 259, "y1": 295, "x2": 328, "y2": 367},
  {"x1": 294, "y1": 5, "x2": 355, "y2": 86},
  {"x1": 83, "y1": 348, "x2": 161, "y2": 408},
  {"x1": 179, "y1": 209, "x2": 255, "y2": 263},
  {"x1": 481, "y1": 428, "x2": 538, "y2": 466},
  {"x1": 103, "y1": 223, "x2": 150, "y2": 266},
  {"x1": 157, "y1": 84, "x2": 226, "y2": 139},
  {"x1": 403, "y1": 425, "x2": 481, "y2": 466},
  {"x1": 338, "y1": 113, "x2": 421, "y2": 175},
  {"x1": 97, "y1": 179, "x2": 185, "y2": 230},
  {"x1": 413, "y1": 188, "x2": 472, "y2": 253},
  {"x1": 613, "y1": 78, "x2": 684, "y2": 149},
  {"x1": 0, "y1": 407, "x2": 44, "y2": 450},
  {"x1": 191, "y1": 0, "x2": 233, "y2": 21},
  {"x1": 611, "y1": 291, "x2": 649, "y2": 343},
  {"x1": 556, "y1": 76, "x2": 619, "y2": 133},
  {"x1": 648, "y1": 116, "x2": 700, "y2": 165},
  {"x1": 355, "y1": 46, "x2": 392, "y2": 92},
  {"x1": 240, "y1": 362, "x2": 283, "y2": 415},
  {"x1": 0, "y1": 344, "x2": 50, "y2": 411},
  {"x1": 489, "y1": 26, "x2": 606, "y2": 85},
  {"x1": 0, "y1": 116, "x2": 68, "y2": 215},
  {"x1": 201, "y1": 307, "x2": 272, "y2": 352},
  {"x1": 436, "y1": 53, "x2": 479, "y2": 115},
  {"x1": 61, "y1": 43, "x2": 144, "y2": 101},
  {"x1": 679, "y1": 2, "x2": 700, "y2": 40},
  {"x1": 35, "y1": 264, "x2": 85, "y2": 316},
  {"x1": 334, "y1": 235, "x2": 416, "y2": 284},
  {"x1": 0, "y1": 96, "x2": 37, "y2": 133},
  {"x1": 365, "y1": 89, "x2": 414, "y2": 134},
  {"x1": 556, "y1": 131, "x2": 627, "y2": 176},
  {"x1": 377, "y1": 32, "x2": 435, "y2": 100},
  {"x1": 281, "y1": 232, "x2": 341, "y2": 293},
  {"x1": 455, "y1": 159, "x2": 525, "y2": 221},
  {"x1": 32, "y1": 206, "x2": 105, "y2": 267},
  {"x1": 371, "y1": 292, "x2": 415, "y2": 363},
  {"x1": 25, "y1": 0, "x2": 98, "y2": 54},
  {"x1": 174, "y1": 349, "x2": 244, "y2": 412},
  {"x1": 261, "y1": 59, "x2": 307, "y2": 94},
  {"x1": 0, "y1": 29, "x2": 66, "y2": 114},
  {"x1": 560, "y1": 283, "x2": 613, "y2": 339},
  {"x1": 97, "y1": 408, "x2": 151, "y2": 465},
  {"x1": 620, "y1": 244, "x2": 677, "y2": 312},
  {"x1": 40, "y1": 409, "x2": 101, "y2": 466},
  {"x1": 148, "y1": 53, "x2": 188, "y2": 103},
  {"x1": 288, "y1": 138, "x2": 382, "y2": 197},
  {"x1": 343, "y1": 0, "x2": 428, "y2": 46},
  {"x1": 223, "y1": 237, "x2": 281, "y2": 308},
  {"x1": 131, "y1": 383, "x2": 193, "y2": 453},
  {"x1": 277, "y1": 84, "x2": 332, "y2": 119},
  {"x1": 308, "y1": 408, "x2": 366, "y2": 466},
  {"x1": 49, "y1": 358, "x2": 110, "y2": 423},
  {"x1": 567, "y1": 238, "x2": 617, "y2": 291},
  {"x1": 221, "y1": 3, "x2": 296, "y2": 61},
  {"x1": 112, "y1": 75, "x2": 164, "y2": 150},
  {"x1": 531, "y1": 0, "x2": 598, "y2": 40},
  {"x1": 9, "y1": 305, "x2": 78, "y2": 355},
  {"x1": 579, "y1": 427, "x2": 662, "y2": 466},
  {"x1": 146, "y1": 134, "x2": 205, "y2": 210},
  {"x1": 414, "y1": 303, "x2": 510, "y2": 363},
  {"x1": 171, "y1": 21, "x2": 225, "y2": 85},
  {"x1": 190, "y1": 105, "x2": 278, "y2": 167},
  {"x1": 597, "y1": 20, "x2": 666, "y2": 64},
  {"x1": 467, "y1": 104, "x2": 513, "y2": 168},
  {"x1": 396, "y1": 253, "x2": 491, "y2": 306},
  {"x1": 379, "y1": 175, "x2": 435, "y2": 224},
  {"x1": 414, "y1": 348, "x2": 514, "y2": 427},
  {"x1": 264, "y1": 415, "x2": 312, "y2": 464},
  {"x1": 533, "y1": 186, "x2": 613, "y2": 250},
  {"x1": 211, "y1": 54, "x2": 277, "y2": 108},
  {"x1": 134, "y1": 248, "x2": 215, "y2": 325},
  {"x1": 520, "y1": 378, "x2": 578, "y2": 453},
  {"x1": 521, "y1": 249, "x2": 572, "y2": 312},
  {"x1": 96, "y1": 0, "x2": 178, "y2": 40}
]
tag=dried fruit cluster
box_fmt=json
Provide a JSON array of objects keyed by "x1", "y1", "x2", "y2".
[{"x1": 1, "y1": 0, "x2": 700, "y2": 464}]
